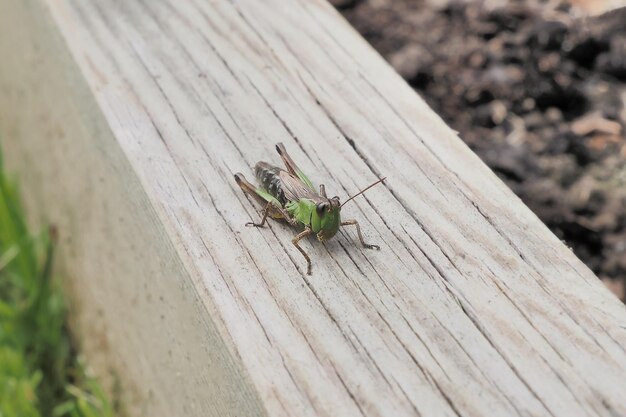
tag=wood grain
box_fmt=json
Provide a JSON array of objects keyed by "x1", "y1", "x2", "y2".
[{"x1": 1, "y1": 0, "x2": 626, "y2": 416}]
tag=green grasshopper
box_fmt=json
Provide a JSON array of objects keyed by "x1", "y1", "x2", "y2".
[{"x1": 234, "y1": 143, "x2": 385, "y2": 275}]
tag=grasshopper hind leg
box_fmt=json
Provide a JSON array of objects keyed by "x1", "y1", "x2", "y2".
[
  {"x1": 245, "y1": 202, "x2": 272, "y2": 228},
  {"x1": 235, "y1": 173, "x2": 297, "y2": 227},
  {"x1": 245, "y1": 201, "x2": 298, "y2": 228},
  {"x1": 276, "y1": 142, "x2": 298, "y2": 176},
  {"x1": 235, "y1": 173, "x2": 267, "y2": 207},
  {"x1": 235, "y1": 173, "x2": 273, "y2": 227}
]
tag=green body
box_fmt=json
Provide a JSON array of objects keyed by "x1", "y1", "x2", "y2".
[
  {"x1": 254, "y1": 166, "x2": 341, "y2": 241},
  {"x1": 285, "y1": 199, "x2": 341, "y2": 240}
]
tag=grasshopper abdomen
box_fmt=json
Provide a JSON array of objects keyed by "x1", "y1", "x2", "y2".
[{"x1": 255, "y1": 161, "x2": 288, "y2": 206}]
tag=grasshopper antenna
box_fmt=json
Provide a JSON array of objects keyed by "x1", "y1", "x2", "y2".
[{"x1": 341, "y1": 177, "x2": 386, "y2": 208}]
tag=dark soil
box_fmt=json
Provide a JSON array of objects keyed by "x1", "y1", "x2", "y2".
[{"x1": 335, "y1": 0, "x2": 626, "y2": 300}]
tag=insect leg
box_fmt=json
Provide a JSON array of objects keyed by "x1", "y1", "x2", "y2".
[
  {"x1": 245, "y1": 200, "x2": 298, "y2": 228},
  {"x1": 275, "y1": 143, "x2": 315, "y2": 190},
  {"x1": 234, "y1": 173, "x2": 267, "y2": 207},
  {"x1": 283, "y1": 211, "x2": 299, "y2": 226},
  {"x1": 341, "y1": 220, "x2": 380, "y2": 250},
  {"x1": 319, "y1": 184, "x2": 327, "y2": 198},
  {"x1": 276, "y1": 142, "x2": 299, "y2": 176},
  {"x1": 246, "y1": 202, "x2": 273, "y2": 227},
  {"x1": 292, "y1": 227, "x2": 314, "y2": 275}
]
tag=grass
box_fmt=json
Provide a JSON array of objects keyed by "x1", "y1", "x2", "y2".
[{"x1": 0, "y1": 149, "x2": 114, "y2": 417}]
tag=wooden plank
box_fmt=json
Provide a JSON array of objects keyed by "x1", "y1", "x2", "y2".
[
  {"x1": 1, "y1": 0, "x2": 626, "y2": 416},
  {"x1": 0, "y1": 1, "x2": 265, "y2": 416}
]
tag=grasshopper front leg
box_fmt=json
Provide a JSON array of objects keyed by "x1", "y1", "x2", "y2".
[
  {"x1": 341, "y1": 220, "x2": 380, "y2": 250},
  {"x1": 292, "y1": 227, "x2": 314, "y2": 275}
]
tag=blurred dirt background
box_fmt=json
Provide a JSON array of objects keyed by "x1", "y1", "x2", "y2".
[{"x1": 333, "y1": 0, "x2": 626, "y2": 300}]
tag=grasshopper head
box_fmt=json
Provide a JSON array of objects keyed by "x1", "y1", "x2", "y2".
[
  {"x1": 314, "y1": 177, "x2": 386, "y2": 242},
  {"x1": 315, "y1": 196, "x2": 341, "y2": 241}
]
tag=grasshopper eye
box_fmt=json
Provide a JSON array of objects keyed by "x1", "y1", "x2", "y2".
[{"x1": 316, "y1": 202, "x2": 328, "y2": 214}]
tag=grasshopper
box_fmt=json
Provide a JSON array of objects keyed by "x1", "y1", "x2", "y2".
[{"x1": 234, "y1": 143, "x2": 385, "y2": 275}]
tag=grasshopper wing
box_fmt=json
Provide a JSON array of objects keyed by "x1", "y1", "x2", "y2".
[
  {"x1": 279, "y1": 170, "x2": 321, "y2": 203},
  {"x1": 276, "y1": 143, "x2": 315, "y2": 191}
]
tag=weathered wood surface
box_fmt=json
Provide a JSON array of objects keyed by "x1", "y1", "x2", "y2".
[{"x1": 1, "y1": 0, "x2": 626, "y2": 416}]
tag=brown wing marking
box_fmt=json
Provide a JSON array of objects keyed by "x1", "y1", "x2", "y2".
[{"x1": 279, "y1": 170, "x2": 321, "y2": 203}]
